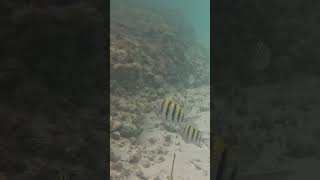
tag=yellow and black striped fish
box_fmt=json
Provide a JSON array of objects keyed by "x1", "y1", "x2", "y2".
[
  {"x1": 212, "y1": 136, "x2": 239, "y2": 180},
  {"x1": 180, "y1": 123, "x2": 202, "y2": 144},
  {"x1": 210, "y1": 135, "x2": 291, "y2": 180},
  {"x1": 158, "y1": 98, "x2": 185, "y2": 123},
  {"x1": 179, "y1": 124, "x2": 239, "y2": 180},
  {"x1": 56, "y1": 171, "x2": 72, "y2": 180}
]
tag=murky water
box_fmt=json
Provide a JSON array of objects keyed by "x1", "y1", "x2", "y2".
[{"x1": 110, "y1": 0, "x2": 210, "y2": 179}]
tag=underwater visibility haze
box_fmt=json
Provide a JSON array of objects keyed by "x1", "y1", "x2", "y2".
[
  {"x1": 110, "y1": 0, "x2": 211, "y2": 179},
  {"x1": 141, "y1": 0, "x2": 211, "y2": 50}
]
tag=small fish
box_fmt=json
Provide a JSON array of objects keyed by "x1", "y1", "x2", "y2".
[
  {"x1": 212, "y1": 137, "x2": 292, "y2": 180},
  {"x1": 158, "y1": 98, "x2": 186, "y2": 123},
  {"x1": 179, "y1": 123, "x2": 202, "y2": 145},
  {"x1": 56, "y1": 170, "x2": 73, "y2": 180},
  {"x1": 57, "y1": 174, "x2": 69, "y2": 180},
  {"x1": 211, "y1": 135, "x2": 239, "y2": 180}
]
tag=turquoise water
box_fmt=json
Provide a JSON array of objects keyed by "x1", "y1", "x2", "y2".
[{"x1": 140, "y1": 0, "x2": 210, "y2": 50}]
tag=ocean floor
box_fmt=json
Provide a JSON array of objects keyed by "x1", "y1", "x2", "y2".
[
  {"x1": 111, "y1": 75, "x2": 320, "y2": 180},
  {"x1": 136, "y1": 86, "x2": 211, "y2": 180}
]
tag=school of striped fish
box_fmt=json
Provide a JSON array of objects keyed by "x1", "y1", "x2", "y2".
[
  {"x1": 157, "y1": 97, "x2": 203, "y2": 145},
  {"x1": 156, "y1": 97, "x2": 238, "y2": 180},
  {"x1": 155, "y1": 97, "x2": 295, "y2": 180}
]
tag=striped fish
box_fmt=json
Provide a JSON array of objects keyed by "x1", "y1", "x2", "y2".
[
  {"x1": 212, "y1": 136, "x2": 239, "y2": 180},
  {"x1": 211, "y1": 136, "x2": 291, "y2": 180},
  {"x1": 57, "y1": 171, "x2": 72, "y2": 180},
  {"x1": 251, "y1": 40, "x2": 271, "y2": 71},
  {"x1": 158, "y1": 98, "x2": 185, "y2": 123},
  {"x1": 179, "y1": 123, "x2": 202, "y2": 145},
  {"x1": 179, "y1": 124, "x2": 239, "y2": 179}
]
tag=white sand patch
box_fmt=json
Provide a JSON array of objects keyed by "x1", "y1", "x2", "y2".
[{"x1": 138, "y1": 86, "x2": 210, "y2": 180}]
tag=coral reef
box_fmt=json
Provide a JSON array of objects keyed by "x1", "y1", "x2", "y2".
[
  {"x1": 110, "y1": 0, "x2": 210, "y2": 179},
  {"x1": 110, "y1": 0, "x2": 209, "y2": 91}
]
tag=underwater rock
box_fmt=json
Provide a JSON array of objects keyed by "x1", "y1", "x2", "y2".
[
  {"x1": 111, "y1": 162, "x2": 123, "y2": 171},
  {"x1": 129, "y1": 137, "x2": 137, "y2": 145},
  {"x1": 129, "y1": 151, "x2": 142, "y2": 164},
  {"x1": 156, "y1": 147, "x2": 165, "y2": 155},
  {"x1": 116, "y1": 98, "x2": 129, "y2": 110},
  {"x1": 111, "y1": 131, "x2": 121, "y2": 140},
  {"x1": 118, "y1": 141, "x2": 125, "y2": 148},
  {"x1": 120, "y1": 122, "x2": 140, "y2": 138},
  {"x1": 112, "y1": 63, "x2": 143, "y2": 83},
  {"x1": 164, "y1": 134, "x2": 172, "y2": 143},
  {"x1": 136, "y1": 170, "x2": 147, "y2": 180},
  {"x1": 110, "y1": 47, "x2": 128, "y2": 63},
  {"x1": 158, "y1": 156, "x2": 165, "y2": 162},
  {"x1": 148, "y1": 136, "x2": 157, "y2": 144},
  {"x1": 111, "y1": 120, "x2": 123, "y2": 132},
  {"x1": 147, "y1": 154, "x2": 156, "y2": 161},
  {"x1": 141, "y1": 160, "x2": 151, "y2": 168},
  {"x1": 151, "y1": 150, "x2": 157, "y2": 155},
  {"x1": 110, "y1": 148, "x2": 121, "y2": 162},
  {"x1": 116, "y1": 98, "x2": 139, "y2": 112}
]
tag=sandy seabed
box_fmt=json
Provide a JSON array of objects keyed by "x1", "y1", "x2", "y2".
[{"x1": 136, "y1": 86, "x2": 211, "y2": 180}]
